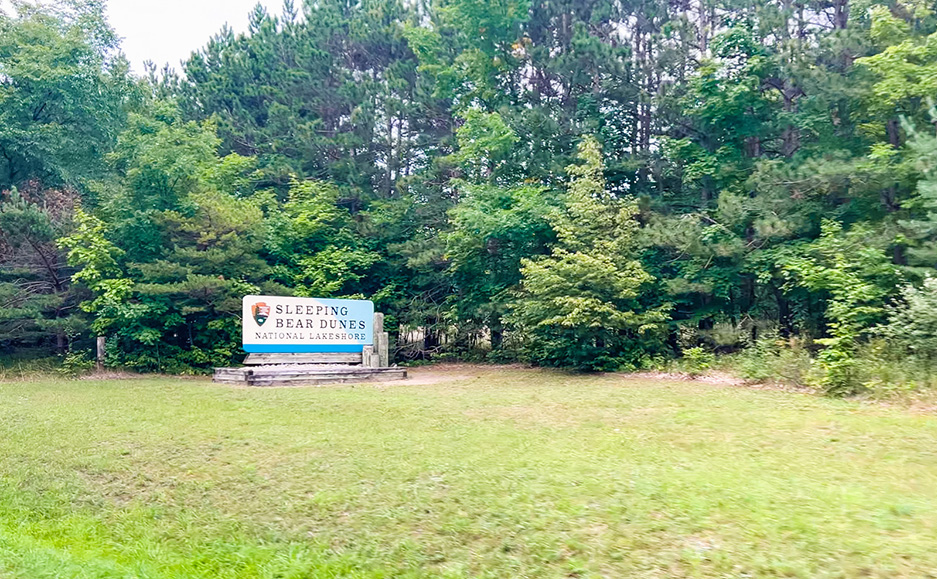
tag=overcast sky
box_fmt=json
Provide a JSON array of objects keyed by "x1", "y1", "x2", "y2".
[{"x1": 107, "y1": 0, "x2": 283, "y2": 73}]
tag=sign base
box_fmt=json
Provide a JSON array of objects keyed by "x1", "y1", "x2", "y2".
[
  {"x1": 243, "y1": 352, "x2": 364, "y2": 365},
  {"x1": 213, "y1": 365, "x2": 407, "y2": 387}
]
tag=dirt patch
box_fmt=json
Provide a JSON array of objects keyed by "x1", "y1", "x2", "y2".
[
  {"x1": 624, "y1": 370, "x2": 820, "y2": 395},
  {"x1": 376, "y1": 363, "x2": 488, "y2": 386},
  {"x1": 379, "y1": 364, "x2": 788, "y2": 391},
  {"x1": 626, "y1": 370, "x2": 748, "y2": 386},
  {"x1": 80, "y1": 370, "x2": 150, "y2": 381}
]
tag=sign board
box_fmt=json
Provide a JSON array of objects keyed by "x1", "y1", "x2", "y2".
[{"x1": 242, "y1": 296, "x2": 374, "y2": 353}]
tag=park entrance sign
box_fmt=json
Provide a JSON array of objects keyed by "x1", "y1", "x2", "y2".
[
  {"x1": 215, "y1": 295, "x2": 405, "y2": 386},
  {"x1": 242, "y1": 295, "x2": 374, "y2": 353}
]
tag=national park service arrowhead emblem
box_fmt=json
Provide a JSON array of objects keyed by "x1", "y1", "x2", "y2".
[{"x1": 251, "y1": 302, "x2": 271, "y2": 326}]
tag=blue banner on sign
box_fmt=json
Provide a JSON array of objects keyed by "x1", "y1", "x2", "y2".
[{"x1": 243, "y1": 344, "x2": 365, "y2": 353}]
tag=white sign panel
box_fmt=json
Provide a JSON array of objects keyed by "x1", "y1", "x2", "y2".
[{"x1": 242, "y1": 295, "x2": 374, "y2": 353}]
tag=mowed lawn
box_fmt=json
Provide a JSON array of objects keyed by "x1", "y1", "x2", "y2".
[{"x1": 1, "y1": 368, "x2": 936, "y2": 578}]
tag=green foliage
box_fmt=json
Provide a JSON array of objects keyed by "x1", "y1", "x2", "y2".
[
  {"x1": 57, "y1": 349, "x2": 94, "y2": 376},
  {"x1": 897, "y1": 107, "x2": 937, "y2": 270},
  {"x1": 294, "y1": 247, "x2": 380, "y2": 297},
  {"x1": 733, "y1": 335, "x2": 816, "y2": 388},
  {"x1": 453, "y1": 109, "x2": 518, "y2": 181},
  {"x1": 680, "y1": 347, "x2": 716, "y2": 378},
  {"x1": 58, "y1": 104, "x2": 270, "y2": 372},
  {"x1": 857, "y1": 6, "x2": 937, "y2": 120},
  {"x1": 781, "y1": 221, "x2": 900, "y2": 395},
  {"x1": 59, "y1": 208, "x2": 129, "y2": 335},
  {"x1": 12, "y1": 0, "x2": 937, "y2": 386},
  {"x1": 849, "y1": 339, "x2": 937, "y2": 396},
  {"x1": 878, "y1": 277, "x2": 937, "y2": 363},
  {"x1": 0, "y1": 351, "x2": 61, "y2": 379},
  {"x1": 60, "y1": 208, "x2": 122, "y2": 286},
  {"x1": 0, "y1": 2, "x2": 128, "y2": 191},
  {"x1": 512, "y1": 137, "x2": 670, "y2": 370},
  {"x1": 446, "y1": 182, "x2": 557, "y2": 349},
  {"x1": 0, "y1": 186, "x2": 84, "y2": 351},
  {"x1": 730, "y1": 336, "x2": 937, "y2": 397}
]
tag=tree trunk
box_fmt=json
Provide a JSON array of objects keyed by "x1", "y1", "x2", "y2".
[
  {"x1": 887, "y1": 118, "x2": 901, "y2": 148},
  {"x1": 893, "y1": 244, "x2": 907, "y2": 266},
  {"x1": 879, "y1": 120, "x2": 903, "y2": 212},
  {"x1": 833, "y1": 0, "x2": 849, "y2": 29},
  {"x1": 490, "y1": 320, "x2": 504, "y2": 350},
  {"x1": 782, "y1": 86, "x2": 800, "y2": 157},
  {"x1": 773, "y1": 284, "x2": 793, "y2": 338}
]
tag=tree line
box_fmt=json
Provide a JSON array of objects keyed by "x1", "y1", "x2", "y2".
[{"x1": 4, "y1": 0, "x2": 937, "y2": 392}]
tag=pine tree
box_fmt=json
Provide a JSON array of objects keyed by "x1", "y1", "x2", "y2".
[{"x1": 511, "y1": 136, "x2": 670, "y2": 370}]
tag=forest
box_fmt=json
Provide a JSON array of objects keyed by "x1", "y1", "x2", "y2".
[{"x1": 3, "y1": 0, "x2": 937, "y2": 394}]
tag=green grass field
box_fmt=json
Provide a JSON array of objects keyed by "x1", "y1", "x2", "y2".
[{"x1": 1, "y1": 367, "x2": 936, "y2": 578}]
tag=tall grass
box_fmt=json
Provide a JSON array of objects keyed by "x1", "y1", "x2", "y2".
[
  {"x1": 721, "y1": 336, "x2": 937, "y2": 398},
  {"x1": 0, "y1": 352, "x2": 61, "y2": 381}
]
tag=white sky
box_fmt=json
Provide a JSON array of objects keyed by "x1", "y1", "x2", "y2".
[{"x1": 106, "y1": 0, "x2": 283, "y2": 74}]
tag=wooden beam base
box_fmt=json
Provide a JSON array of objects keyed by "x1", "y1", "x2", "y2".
[
  {"x1": 213, "y1": 365, "x2": 407, "y2": 387},
  {"x1": 243, "y1": 353, "x2": 363, "y2": 365}
]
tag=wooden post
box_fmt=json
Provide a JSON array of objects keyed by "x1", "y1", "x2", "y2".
[
  {"x1": 96, "y1": 336, "x2": 106, "y2": 371},
  {"x1": 379, "y1": 331, "x2": 389, "y2": 368},
  {"x1": 362, "y1": 345, "x2": 376, "y2": 368},
  {"x1": 373, "y1": 312, "x2": 388, "y2": 368}
]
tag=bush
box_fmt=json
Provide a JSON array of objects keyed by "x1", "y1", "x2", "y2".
[
  {"x1": 57, "y1": 350, "x2": 95, "y2": 376},
  {"x1": 780, "y1": 220, "x2": 898, "y2": 396},
  {"x1": 733, "y1": 335, "x2": 815, "y2": 388},
  {"x1": 726, "y1": 334, "x2": 937, "y2": 398},
  {"x1": 878, "y1": 277, "x2": 937, "y2": 366},
  {"x1": 680, "y1": 347, "x2": 715, "y2": 377},
  {"x1": 850, "y1": 339, "x2": 937, "y2": 397}
]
